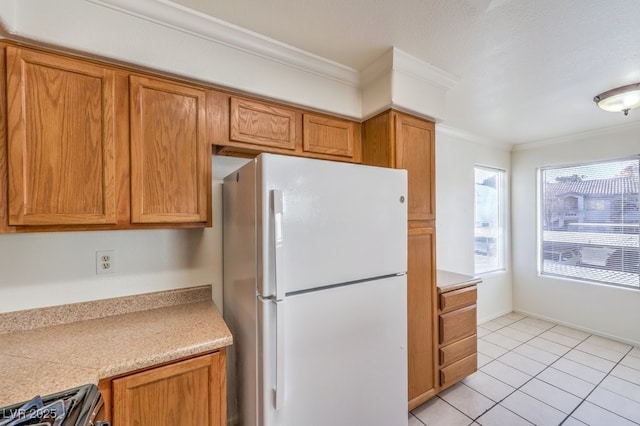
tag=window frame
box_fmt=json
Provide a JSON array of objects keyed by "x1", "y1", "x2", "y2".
[
  {"x1": 474, "y1": 165, "x2": 506, "y2": 275},
  {"x1": 537, "y1": 156, "x2": 640, "y2": 289}
]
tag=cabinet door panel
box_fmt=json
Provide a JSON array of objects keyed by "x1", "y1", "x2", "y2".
[
  {"x1": 112, "y1": 351, "x2": 225, "y2": 426},
  {"x1": 6, "y1": 47, "x2": 117, "y2": 225},
  {"x1": 302, "y1": 113, "x2": 354, "y2": 158},
  {"x1": 407, "y1": 226, "x2": 437, "y2": 406},
  {"x1": 130, "y1": 75, "x2": 208, "y2": 224},
  {"x1": 229, "y1": 97, "x2": 296, "y2": 150},
  {"x1": 395, "y1": 113, "x2": 435, "y2": 221}
]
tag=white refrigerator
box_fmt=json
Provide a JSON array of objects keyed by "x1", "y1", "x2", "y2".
[{"x1": 223, "y1": 153, "x2": 408, "y2": 426}]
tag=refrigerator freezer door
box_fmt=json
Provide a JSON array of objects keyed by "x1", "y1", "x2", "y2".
[
  {"x1": 257, "y1": 154, "x2": 408, "y2": 297},
  {"x1": 258, "y1": 275, "x2": 408, "y2": 426}
]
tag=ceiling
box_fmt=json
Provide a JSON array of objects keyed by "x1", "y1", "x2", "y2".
[{"x1": 170, "y1": 0, "x2": 640, "y2": 146}]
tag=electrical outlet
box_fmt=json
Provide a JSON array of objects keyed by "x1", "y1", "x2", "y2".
[{"x1": 96, "y1": 250, "x2": 115, "y2": 275}]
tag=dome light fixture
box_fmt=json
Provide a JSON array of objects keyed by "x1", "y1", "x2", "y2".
[{"x1": 593, "y1": 83, "x2": 640, "y2": 116}]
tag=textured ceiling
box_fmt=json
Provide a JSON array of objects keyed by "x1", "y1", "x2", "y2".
[{"x1": 172, "y1": 0, "x2": 640, "y2": 145}]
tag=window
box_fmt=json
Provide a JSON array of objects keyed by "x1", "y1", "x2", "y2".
[
  {"x1": 475, "y1": 166, "x2": 505, "y2": 274},
  {"x1": 539, "y1": 157, "x2": 640, "y2": 288},
  {"x1": 587, "y1": 199, "x2": 606, "y2": 211}
]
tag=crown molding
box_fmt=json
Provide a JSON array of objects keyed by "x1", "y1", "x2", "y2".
[
  {"x1": 361, "y1": 47, "x2": 459, "y2": 90},
  {"x1": 91, "y1": 0, "x2": 460, "y2": 99},
  {"x1": 437, "y1": 124, "x2": 513, "y2": 151},
  {"x1": 512, "y1": 119, "x2": 640, "y2": 151},
  {"x1": 360, "y1": 48, "x2": 459, "y2": 121},
  {"x1": 87, "y1": 0, "x2": 361, "y2": 87},
  {"x1": 391, "y1": 48, "x2": 459, "y2": 90},
  {"x1": 360, "y1": 49, "x2": 393, "y2": 86}
]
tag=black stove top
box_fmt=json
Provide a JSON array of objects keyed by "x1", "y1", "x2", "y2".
[{"x1": 0, "y1": 384, "x2": 107, "y2": 426}]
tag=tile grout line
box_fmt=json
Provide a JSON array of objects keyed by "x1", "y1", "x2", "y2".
[
  {"x1": 408, "y1": 411, "x2": 426, "y2": 425},
  {"x1": 468, "y1": 316, "x2": 554, "y2": 423},
  {"x1": 479, "y1": 318, "x2": 640, "y2": 424},
  {"x1": 431, "y1": 393, "x2": 481, "y2": 425},
  {"x1": 439, "y1": 316, "x2": 639, "y2": 425},
  {"x1": 412, "y1": 316, "x2": 535, "y2": 424},
  {"x1": 473, "y1": 318, "x2": 591, "y2": 423},
  {"x1": 559, "y1": 345, "x2": 638, "y2": 425}
]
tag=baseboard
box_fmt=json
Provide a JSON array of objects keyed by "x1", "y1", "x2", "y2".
[
  {"x1": 513, "y1": 308, "x2": 640, "y2": 347},
  {"x1": 477, "y1": 308, "x2": 515, "y2": 325}
]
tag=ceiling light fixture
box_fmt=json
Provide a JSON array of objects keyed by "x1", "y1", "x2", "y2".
[{"x1": 593, "y1": 83, "x2": 640, "y2": 116}]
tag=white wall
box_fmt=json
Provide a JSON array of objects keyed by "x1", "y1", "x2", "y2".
[
  {"x1": 0, "y1": 156, "x2": 252, "y2": 315},
  {"x1": 0, "y1": 0, "x2": 456, "y2": 316},
  {"x1": 0, "y1": 163, "x2": 219, "y2": 314},
  {"x1": 512, "y1": 122, "x2": 640, "y2": 345},
  {"x1": 435, "y1": 127, "x2": 512, "y2": 324},
  {"x1": 0, "y1": 0, "x2": 457, "y2": 123},
  {"x1": 2, "y1": 0, "x2": 361, "y2": 119}
]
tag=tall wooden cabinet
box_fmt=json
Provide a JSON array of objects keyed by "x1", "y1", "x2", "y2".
[{"x1": 362, "y1": 110, "x2": 437, "y2": 410}]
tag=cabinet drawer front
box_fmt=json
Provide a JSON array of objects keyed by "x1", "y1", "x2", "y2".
[
  {"x1": 440, "y1": 285, "x2": 477, "y2": 313},
  {"x1": 302, "y1": 113, "x2": 354, "y2": 158},
  {"x1": 230, "y1": 97, "x2": 297, "y2": 149},
  {"x1": 440, "y1": 353, "x2": 477, "y2": 389},
  {"x1": 440, "y1": 334, "x2": 477, "y2": 367},
  {"x1": 439, "y1": 305, "x2": 476, "y2": 346}
]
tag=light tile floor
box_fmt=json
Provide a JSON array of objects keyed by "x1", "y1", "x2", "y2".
[{"x1": 409, "y1": 312, "x2": 640, "y2": 426}]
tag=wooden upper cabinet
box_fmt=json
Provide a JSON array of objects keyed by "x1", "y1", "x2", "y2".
[
  {"x1": 210, "y1": 92, "x2": 361, "y2": 163},
  {"x1": 129, "y1": 75, "x2": 210, "y2": 224},
  {"x1": 5, "y1": 46, "x2": 117, "y2": 226},
  {"x1": 362, "y1": 110, "x2": 435, "y2": 221},
  {"x1": 229, "y1": 96, "x2": 297, "y2": 150},
  {"x1": 395, "y1": 113, "x2": 435, "y2": 221},
  {"x1": 302, "y1": 113, "x2": 356, "y2": 159}
]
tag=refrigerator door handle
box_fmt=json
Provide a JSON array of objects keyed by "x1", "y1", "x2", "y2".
[
  {"x1": 274, "y1": 299, "x2": 285, "y2": 410},
  {"x1": 272, "y1": 189, "x2": 285, "y2": 301}
]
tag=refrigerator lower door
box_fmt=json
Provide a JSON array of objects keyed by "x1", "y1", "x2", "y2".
[{"x1": 258, "y1": 275, "x2": 408, "y2": 426}]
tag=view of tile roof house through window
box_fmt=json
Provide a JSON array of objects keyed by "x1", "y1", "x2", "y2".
[{"x1": 541, "y1": 158, "x2": 640, "y2": 288}]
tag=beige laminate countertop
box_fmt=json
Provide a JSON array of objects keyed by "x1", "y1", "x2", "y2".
[
  {"x1": 0, "y1": 287, "x2": 232, "y2": 407},
  {"x1": 437, "y1": 269, "x2": 482, "y2": 294}
]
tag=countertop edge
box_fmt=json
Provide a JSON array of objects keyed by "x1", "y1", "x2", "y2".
[
  {"x1": 0, "y1": 300, "x2": 232, "y2": 407},
  {"x1": 98, "y1": 335, "x2": 234, "y2": 379},
  {"x1": 436, "y1": 269, "x2": 482, "y2": 294}
]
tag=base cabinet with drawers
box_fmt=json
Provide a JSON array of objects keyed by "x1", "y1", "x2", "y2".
[{"x1": 437, "y1": 274, "x2": 480, "y2": 391}]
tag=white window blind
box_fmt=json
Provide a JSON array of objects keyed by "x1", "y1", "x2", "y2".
[
  {"x1": 540, "y1": 157, "x2": 640, "y2": 288},
  {"x1": 475, "y1": 166, "x2": 505, "y2": 274}
]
